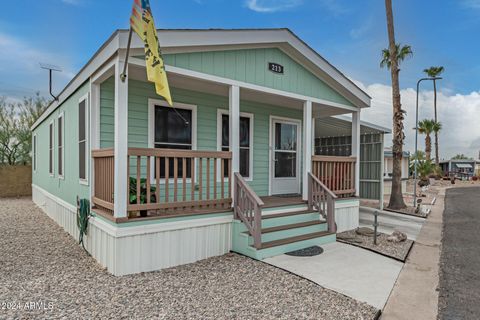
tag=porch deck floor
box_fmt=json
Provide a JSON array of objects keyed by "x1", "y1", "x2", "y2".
[{"x1": 260, "y1": 195, "x2": 306, "y2": 208}]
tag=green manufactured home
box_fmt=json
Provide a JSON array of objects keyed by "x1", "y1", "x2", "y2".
[{"x1": 31, "y1": 29, "x2": 383, "y2": 275}]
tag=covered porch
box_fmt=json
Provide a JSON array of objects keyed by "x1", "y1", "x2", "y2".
[{"x1": 89, "y1": 53, "x2": 363, "y2": 222}]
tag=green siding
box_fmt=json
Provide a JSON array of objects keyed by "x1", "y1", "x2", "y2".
[
  {"x1": 32, "y1": 82, "x2": 90, "y2": 206},
  {"x1": 99, "y1": 77, "x2": 303, "y2": 196},
  {"x1": 163, "y1": 48, "x2": 353, "y2": 107}
]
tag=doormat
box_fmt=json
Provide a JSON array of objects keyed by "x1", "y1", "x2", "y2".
[{"x1": 285, "y1": 246, "x2": 323, "y2": 257}]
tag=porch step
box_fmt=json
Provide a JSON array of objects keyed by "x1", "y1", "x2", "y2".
[
  {"x1": 243, "y1": 219, "x2": 327, "y2": 244},
  {"x1": 256, "y1": 230, "x2": 334, "y2": 249},
  {"x1": 259, "y1": 220, "x2": 325, "y2": 234}
]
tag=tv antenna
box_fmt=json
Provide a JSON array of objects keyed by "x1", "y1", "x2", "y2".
[{"x1": 40, "y1": 63, "x2": 62, "y2": 101}]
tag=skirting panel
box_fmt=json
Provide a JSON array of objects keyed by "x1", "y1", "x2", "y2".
[
  {"x1": 335, "y1": 199, "x2": 360, "y2": 233},
  {"x1": 32, "y1": 184, "x2": 233, "y2": 276}
]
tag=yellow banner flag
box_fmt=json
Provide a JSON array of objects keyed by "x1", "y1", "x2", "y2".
[{"x1": 130, "y1": 0, "x2": 172, "y2": 106}]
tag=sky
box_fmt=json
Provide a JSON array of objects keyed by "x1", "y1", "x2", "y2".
[{"x1": 1, "y1": 0, "x2": 479, "y2": 159}]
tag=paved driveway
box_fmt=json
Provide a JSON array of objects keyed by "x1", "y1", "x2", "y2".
[
  {"x1": 438, "y1": 186, "x2": 480, "y2": 319},
  {"x1": 264, "y1": 242, "x2": 404, "y2": 309}
]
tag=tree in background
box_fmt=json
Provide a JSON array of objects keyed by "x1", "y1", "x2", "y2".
[
  {"x1": 382, "y1": 0, "x2": 412, "y2": 210},
  {"x1": 452, "y1": 154, "x2": 473, "y2": 160},
  {"x1": 0, "y1": 93, "x2": 48, "y2": 165},
  {"x1": 423, "y1": 66, "x2": 444, "y2": 167},
  {"x1": 418, "y1": 119, "x2": 442, "y2": 161}
]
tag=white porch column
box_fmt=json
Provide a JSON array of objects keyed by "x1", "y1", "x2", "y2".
[
  {"x1": 113, "y1": 59, "x2": 129, "y2": 218},
  {"x1": 229, "y1": 85, "x2": 240, "y2": 198},
  {"x1": 351, "y1": 110, "x2": 361, "y2": 197},
  {"x1": 302, "y1": 100, "x2": 313, "y2": 200}
]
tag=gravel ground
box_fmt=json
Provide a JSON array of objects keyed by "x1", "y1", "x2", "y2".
[
  {"x1": 337, "y1": 229, "x2": 414, "y2": 262},
  {"x1": 438, "y1": 187, "x2": 480, "y2": 319},
  {"x1": 0, "y1": 197, "x2": 378, "y2": 320}
]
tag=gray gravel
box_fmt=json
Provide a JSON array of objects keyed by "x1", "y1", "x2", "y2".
[
  {"x1": 337, "y1": 229, "x2": 414, "y2": 262},
  {"x1": 438, "y1": 187, "x2": 480, "y2": 320},
  {"x1": 0, "y1": 197, "x2": 378, "y2": 319}
]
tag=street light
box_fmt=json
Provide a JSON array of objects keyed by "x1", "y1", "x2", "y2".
[{"x1": 413, "y1": 77, "x2": 442, "y2": 207}]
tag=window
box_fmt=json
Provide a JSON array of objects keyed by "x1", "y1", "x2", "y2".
[
  {"x1": 154, "y1": 104, "x2": 193, "y2": 178},
  {"x1": 219, "y1": 111, "x2": 253, "y2": 179},
  {"x1": 78, "y1": 97, "x2": 88, "y2": 182},
  {"x1": 58, "y1": 113, "x2": 64, "y2": 178},
  {"x1": 48, "y1": 121, "x2": 54, "y2": 176},
  {"x1": 33, "y1": 134, "x2": 37, "y2": 172}
]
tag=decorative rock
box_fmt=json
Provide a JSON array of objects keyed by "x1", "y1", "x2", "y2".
[{"x1": 387, "y1": 231, "x2": 407, "y2": 242}]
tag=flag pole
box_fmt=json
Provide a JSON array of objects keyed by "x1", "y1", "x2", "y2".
[{"x1": 120, "y1": 28, "x2": 133, "y2": 82}]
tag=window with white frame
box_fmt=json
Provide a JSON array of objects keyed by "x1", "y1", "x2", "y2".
[
  {"x1": 154, "y1": 104, "x2": 193, "y2": 178},
  {"x1": 219, "y1": 111, "x2": 253, "y2": 179},
  {"x1": 78, "y1": 98, "x2": 87, "y2": 182},
  {"x1": 58, "y1": 113, "x2": 64, "y2": 178},
  {"x1": 33, "y1": 134, "x2": 37, "y2": 172},
  {"x1": 48, "y1": 121, "x2": 54, "y2": 176}
]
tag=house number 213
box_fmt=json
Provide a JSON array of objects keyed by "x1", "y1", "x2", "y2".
[{"x1": 268, "y1": 62, "x2": 284, "y2": 74}]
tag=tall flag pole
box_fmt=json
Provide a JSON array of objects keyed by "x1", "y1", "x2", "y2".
[{"x1": 125, "y1": 0, "x2": 173, "y2": 106}]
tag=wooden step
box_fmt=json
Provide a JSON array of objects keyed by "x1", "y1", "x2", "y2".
[
  {"x1": 262, "y1": 209, "x2": 316, "y2": 220},
  {"x1": 243, "y1": 220, "x2": 325, "y2": 235},
  {"x1": 255, "y1": 231, "x2": 333, "y2": 249}
]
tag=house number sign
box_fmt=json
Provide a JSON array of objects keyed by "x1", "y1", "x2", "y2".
[{"x1": 268, "y1": 62, "x2": 284, "y2": 74}]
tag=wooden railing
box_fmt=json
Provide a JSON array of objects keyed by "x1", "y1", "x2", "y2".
[
  {"x1": 92, "y1": 148, "x2": 115, "y2": 214},
  {"x1": 311, "y1": 155, "x2": 356, "y2": 198},
  {"x1": 92, "y1": 147, "x2": 233, "y2": 219},
  {"x1": 234, "y1": 172, "x2": 264, "y2": 249},
  {"x1": 308, "y1": 172, "x2": 337, "y2": 233}
]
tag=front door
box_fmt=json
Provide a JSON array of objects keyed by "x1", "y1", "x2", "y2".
[{"x1": 270, "y1": 118, "x2": 301, "y2": 195}]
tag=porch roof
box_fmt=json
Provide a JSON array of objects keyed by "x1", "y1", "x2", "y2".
[{"x1": 315, "y1": 115, "x2": 391, "y2": 138}]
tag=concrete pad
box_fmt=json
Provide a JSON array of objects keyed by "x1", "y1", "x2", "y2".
[{"x1": 264, "y1": 242, "x2": 403, "y2": 309}]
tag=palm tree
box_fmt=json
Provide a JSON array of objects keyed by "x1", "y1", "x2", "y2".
[
  {"x1": 418, "y1": 119, "x2": 442, "y2": 161},
  {"x1": 423, "y1": 66, "x2": 444, "y2": 167},
  {"x1": 380, "y1": 44, "x2": 413, "y2": 69},
  {"x1": 382, "y1": 0, "x2": 411, "y2": 210}
]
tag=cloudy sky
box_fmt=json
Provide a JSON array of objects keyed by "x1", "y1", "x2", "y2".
[{"x1": 1, "y1": 0, "x2": 479, "y2": 159}]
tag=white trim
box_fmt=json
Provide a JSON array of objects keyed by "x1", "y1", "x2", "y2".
[
  {"x1": 302, "y1": 101, "x2": 312, "y2": 200},
  {"x1": 48, "y1": 120, "x2": 55, "y2": 177},
  {"x1": 351, "y1": 110, "x2": 361, "y2": 197},
  {"x1": 216, "y1": 109, "x2": 254, "y2": 181},
  {"x1": 57, "y1": 111, "x2": 65, "y2": 180},
  {"x1": 147, "y1": 99, "x2": 198, "y2": 184},
  {"x1": 268, "y1": 115, "x2": 302, "y2": 195},
  {"x1": 78, "y1": 93, "x2": 89, "y2": 186},
  {"x1": 32, "y1": 134, "x2": 37, "y2": 173}
]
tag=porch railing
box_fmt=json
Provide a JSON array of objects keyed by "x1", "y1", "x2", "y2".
[
  {"x1": 308, "y1": 172, "x2": 337, "y2": 233},
  {"x1": 234, "y1": 172, "x2": 264, "y2": 249},
  {"x1": 311, "y1": 155, "x2": 356, "y2": 198},
  {"x1": 92, "y1": 147, "x2": 233, "y2": 218},
  {"x1": 92, "y1": 148, "x2": 115, "y2": 215}
]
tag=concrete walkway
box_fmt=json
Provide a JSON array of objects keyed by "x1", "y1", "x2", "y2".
[
  {"x1": 264, "y1": 242, "x2": 403, "y2": 309},
  {"x1": 381, "y1": 187, "x2": 444, "y2": 319},
  {"x1": 360, "y1": 207, "x2": 425, "y2": 240}
]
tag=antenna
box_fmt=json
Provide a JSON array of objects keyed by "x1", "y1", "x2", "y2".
[{"x1": 40, "y1": 63, "x2": 62, "y2": 101}]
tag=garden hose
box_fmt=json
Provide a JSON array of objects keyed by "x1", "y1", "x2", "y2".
[{"x1": 76, "y1": 198, "x2": 91, "y2": 254}]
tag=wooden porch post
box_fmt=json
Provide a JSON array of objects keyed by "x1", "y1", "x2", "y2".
[
  {"x1": 229, "y1": 85, "x2": 240, "y2": 201},
  {"x1": 113, "y1": 58, "x2": 129, "y2": 218},
  {"x1": 351, "y1": 110, "x2": 361, "y2": 197},
  {"x1": 302, "y1": 100, "x2": 313, "y2": 201}
]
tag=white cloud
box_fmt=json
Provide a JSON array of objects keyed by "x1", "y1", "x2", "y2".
[
  {"x1": 245, "y1": 0, "x2": 302, "y2": 13},
  {"x1": 354, "y1": 79, "x2": 480, "y2": 160},
  {"x1": 461, "y1": 0, "x2": 480, "y2": 9}
]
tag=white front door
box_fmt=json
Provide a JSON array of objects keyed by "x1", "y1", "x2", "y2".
[{"x1": 270, "y1": 118, "x2": 301, "y2": 195}]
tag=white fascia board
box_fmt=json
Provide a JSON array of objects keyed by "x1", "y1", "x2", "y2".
[{"x1": 31, "y1": 31, "x2": 121, "y2": 131}]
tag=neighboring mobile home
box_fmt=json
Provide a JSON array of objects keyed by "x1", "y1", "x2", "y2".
[
  {"x1": 383, "y1": 148, "x2": 410, "y2": 194},
  {"x1": 439, "y1": 158, "x2": 478, "y2": 179},
  {"x1": 31, "y1": 29, "x2": 373, "y2": 275}
]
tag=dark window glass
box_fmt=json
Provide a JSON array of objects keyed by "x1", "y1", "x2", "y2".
[
  {"x1": 154, "y1": 105, "x2": 193, "y2": 178},
  {"x1": 79, "y1": 100, "x2": 87, "y2": 180},
  {"x1": 33, "y1": 135, "x2": 36, "y2": 171},
  {"x1": 221, "y1": 114, "x2": 250, "y2": 177},
  {"x1": 275, "y1": 123, "x2": 296, "y2": 151},
  {"x1": 58, "y1": 116, "x2": 63, "y2": 176},
  {"x1": 49, "y1": 123, "x2": 53, "y2": 174},
  {"x1": 274, "y1": 152, "x2": 296, "y2": 177}
]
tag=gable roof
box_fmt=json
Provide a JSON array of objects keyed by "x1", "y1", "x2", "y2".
[{"x1": 32, "y1": 28, "x2": 371, "y2": 130}]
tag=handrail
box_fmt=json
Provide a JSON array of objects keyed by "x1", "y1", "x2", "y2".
[
  {"x1": 312, "y1": 155, "x2": 356, "y2": 162},
  {"x1": 234, "y1": 172, "x2": 264, "y2": 249},
  {"x1": 128, "y1": 147, "x2": 232, "y2": 159},
  {"x1": 308, "y1": 172, "x2": 337, "y2": 233}
]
